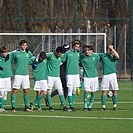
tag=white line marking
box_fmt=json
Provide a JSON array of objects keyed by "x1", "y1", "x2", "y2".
[
  {"x1": 5, "y1": 101, "x2": 133, "y2": 107},
  {"x1": 0, "y1": 114, "x2": 132, "y2": 120}
]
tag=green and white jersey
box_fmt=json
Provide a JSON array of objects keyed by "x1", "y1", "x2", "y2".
[
  {"x1": 80, "y1": 53, "x2": 100, "y2": 78},
  {"x1": 61, "y1": 50, "x2": 80, "y2": 75},
  {"x1": 12, "y1": 50, "x2": 33, "y2": 75},
  {"x1": 99, "y1": 53, "x2": 118, "y2": 75},
  {"x1": 29, "y1": 56, "x2": 48, "y2": 81},
  {"x1": 46, "y1": 52, "x2": 61, "y2": 77},
  {"x1": 0, "y1": 53, "x2": 13, "y2": 78}
]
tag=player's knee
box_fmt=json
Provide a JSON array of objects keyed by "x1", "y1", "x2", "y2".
[
  {"x1": 68, "y1": 87, "x2": 73, "y2": 96},
  {"x1": 57, "y1": 89, "x2": 63, "y2": 95},
  {"x1": 3, "y1": 91, "x2": 7, "y2": 100}
]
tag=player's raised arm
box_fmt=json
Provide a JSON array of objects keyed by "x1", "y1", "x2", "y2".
[{"x1": 107, "y1": 44, "x2": 119, "y2": 59}]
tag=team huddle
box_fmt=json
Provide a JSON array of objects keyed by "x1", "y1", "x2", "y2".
[{"x1": 0, "y1": 39, "x2": 119, "y2": 112}]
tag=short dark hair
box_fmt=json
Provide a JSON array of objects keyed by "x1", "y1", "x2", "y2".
[
  {"x1": 56, "y1": 46, "x2": 63, "y2": 53},
  {"x1": 106, "y1": 43, "x2": 113, "y2": 49},
  {"x1": 86, "y1": 45, "x2": 93, "y2": 51},
  {"x1": 72, "y1": 40, "x2": 81, "y2": 47},
  {"x1": 39, "y1": 51, "x2": 46, "y2": 62},
  {"x1": 20, "y1": 40, "x2": 27, "y2": 46},
  {"x1": 0, "y1": 46, "x2": 8, "y2": 54}
]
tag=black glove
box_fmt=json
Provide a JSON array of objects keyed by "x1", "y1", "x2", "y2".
[
  {"x1": 0, "y1": 66, "x2": 3, "y2": 71},
  {"x1": 5, "y1": 54, "x2": 9, "y2": 62}
]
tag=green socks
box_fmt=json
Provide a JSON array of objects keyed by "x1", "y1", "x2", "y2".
[
  {"x1": 37, "y1": 101, "x2": 41, "y2": 108},
  {"x1": 112, "y1": 95, "x2": 118, "y2": 107},
  {"x1": 0, "y1": 98, "x2": 6, "y2": 109},
  {"x1": 84, "y1": 91, "x2": 89, "y2": 108},
  {"x1": 0, "y1": 97, "x2": 2, "y2": 108},
  {"x1": 72, "y1": 93, "x2": 76, "y2": 107},
  {"x1": 68, "y1": 96, "x2": 73, "y2": 107},
  {"x1": 23, "y1": 94, "x2": 29, "y2": 107},
  {"x1": 89, "y1": 92, "x2": 95, "y2": 108},
  {"x1": 101, "y1": 95, "x2": 106, "y2": 108},
  {"x1": 68, "y1": 93, "x2": 76, "y2": 108},
  {"x1": 32, "y1": 95, "x2": 43, "y2": 106},
  {"x1": 46, "y1": 93, "x2": 52, "y2": 107},
  {"x1": 59, "y1": 95, "x2": 66, "y2": 106},
  {"x1": 11, "y1": 94, "x2": 16, "y2": 108}
]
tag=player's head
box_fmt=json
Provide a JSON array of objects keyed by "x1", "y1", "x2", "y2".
[
  {"x1": 82, "y1": 45, "x2": 87, "y2": 53},
  {"x1": 63, "y1": 42, "x2": 70, "y2": 53},
  {"x1": 39, "y1": 51, "x2": 46, "y2": 62},
  {"x1": 85, "y1": 45, "x2": 93, "y2": 56},
  {"x1": 106, "y1": 43, "x2": 113, "y2": 55},
  {"x1": 55, "y1": 46, "x2": 63, "y2": 58},
  {"x1": 0, "y1": 46, "x2": 8, "y2": 57},
  {"x1": 20, "y1": 40, "x2": 28, "y2": 51},
  {"x1": 72, "y1": 40, "x2": 81, "y2": 51}
]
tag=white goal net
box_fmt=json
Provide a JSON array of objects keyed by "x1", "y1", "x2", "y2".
[{"x1": 0, "y1": 33, "x2": 106, "y2": 55}]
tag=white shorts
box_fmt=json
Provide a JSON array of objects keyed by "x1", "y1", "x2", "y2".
[
  {"x1": 34, "y1": 80, "x2": 47, "y2": 91},
  {"x1": 0, "y1": 77, "x2": 11, "y2": 91},
  {"x1": 101, "y1": 73, "x2": 119, "y2": 91},
  {"x1": 84, "y1": 77, "x2": 99, "y2": 92},
  {"x1": 12, "y1": 75, "x2": 30, "y2": 89},
  {"x1": 66, "y1": 74, "x2": 80, "y2": 88},
  {"x1": 47, "y1": 76, "x2": 62, "y2": 90}
]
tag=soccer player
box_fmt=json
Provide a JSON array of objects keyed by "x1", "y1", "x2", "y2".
[
  {"x1": 11, "y1": 40, "x2": 33, "y2": 112},
  {"x1": 61, "y1": 40, "x2": 81, "y2": 111},
  {"x1": 78, "y1": 44, "x2": 88, "y2": 95},
  {"x1": 99, "y1": 43, "x2": 119, "y2": 111},
  {"x1": 29, "y1": 51, "x2": 47, "y2": 112},
  {"x1": 44, "y1": 43, "x2": 70, "y2": 107},
  {"x1": 79, "y1": 45, "x2": 100, "y2": 111},
  {"x1": 46, "y1": 46, "x2": 69, "y2": 111},
  {"x1": 0, "y1": 47, "x2": 13, "y2": 112}
]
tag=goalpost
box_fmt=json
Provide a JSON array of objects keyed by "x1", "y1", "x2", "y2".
[{"x1": 0, "y1": 33, "x2": 106, "y2": 55}]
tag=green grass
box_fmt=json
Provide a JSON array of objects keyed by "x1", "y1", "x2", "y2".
[{"x1": 0, "y1": 80, "x2": 133, "y2": 133}]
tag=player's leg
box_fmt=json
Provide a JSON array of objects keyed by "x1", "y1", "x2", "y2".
[
  {"x1": 110, "y1": 73, "x2": 119, "y2": 110},
  {"x1": 83, "y1": 90, "x2": 89, "y2": 111},
  {"x1": 30, "y1": 80, "x2": 47, "y2": 111},
  {"x1": 37, "y1": 91, "x2": 42, "y2": 110},
  {"x1": 83, "y1": 78, "x2": 90, "y2": 110},
  {"x1": 61, "y1": 77, "x2": 68, "y2": 99},
  {"x1": 47, "y1": 77, "x2": 54, "y2": 111},
  {"x1": 11, "y1": 75, "x2": 22, "y2": 112},
  {"x1": 0, "y1": 78, "x2": 4, "y2": 109},
  {"x1": 1, "y1": 91, "x2": 7, "y2": 110},
  {"x1": 88, "y1": 92, "x2": 95, "y2": 111},
  {"x1": 101, "y1": 90, "x2": 107, "y2": 110},
  {"x1": 88, "y1": 77, "x2": 99, "y2": 110},
  {"x1": 1, "y1": 78, "x2": 12, "y2": 112},
  {"x1": 22, "y1": 75, "x2": 32, "y2": 112},
  {"x1": 67, "y1": 75, "x2": 75, "y2": 110},
  {"x1": 72, "y1": 87, "x2": 76, "y2": 107},
  {"x1": 101, "y1": 75, "x2": 109, "y2": 110},
  {"x1": 54, "y1": 77, "x2": 69, "y2": 111},
  {"x1": 112, "y1": 90, "x2": 118, "y2": 110},
  {"x1": 0, "y1": 91, "x2": 7, "y2": 112},
  {"x1": 31, "y1": 81, "x2": 42, "y2": 110},
  {"x1": 0, "y1": 90, "x2": 4, "y2": 110},
  {"x1": 11, "y1": 89, "x2": 19, "y2": 112},
  {"x1": 71, "y1": 74, "x2": 80, "y2": 110}
]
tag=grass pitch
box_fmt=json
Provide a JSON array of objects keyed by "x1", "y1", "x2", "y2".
[{"x1": 0, "y1": 80, "x2": 133, "y2": 133}]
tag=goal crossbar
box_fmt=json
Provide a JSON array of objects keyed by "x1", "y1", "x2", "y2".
[{"x1": 0, "y1": 33, "x2": 106, "y2": 36}]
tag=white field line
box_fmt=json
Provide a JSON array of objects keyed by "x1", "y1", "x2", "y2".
[
  {"x1": 5, "y1": 101, "x2": 133, "y2": 107},
  {"x1": 0, "y1": 114, "x2": 132, "y2": 120}
]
